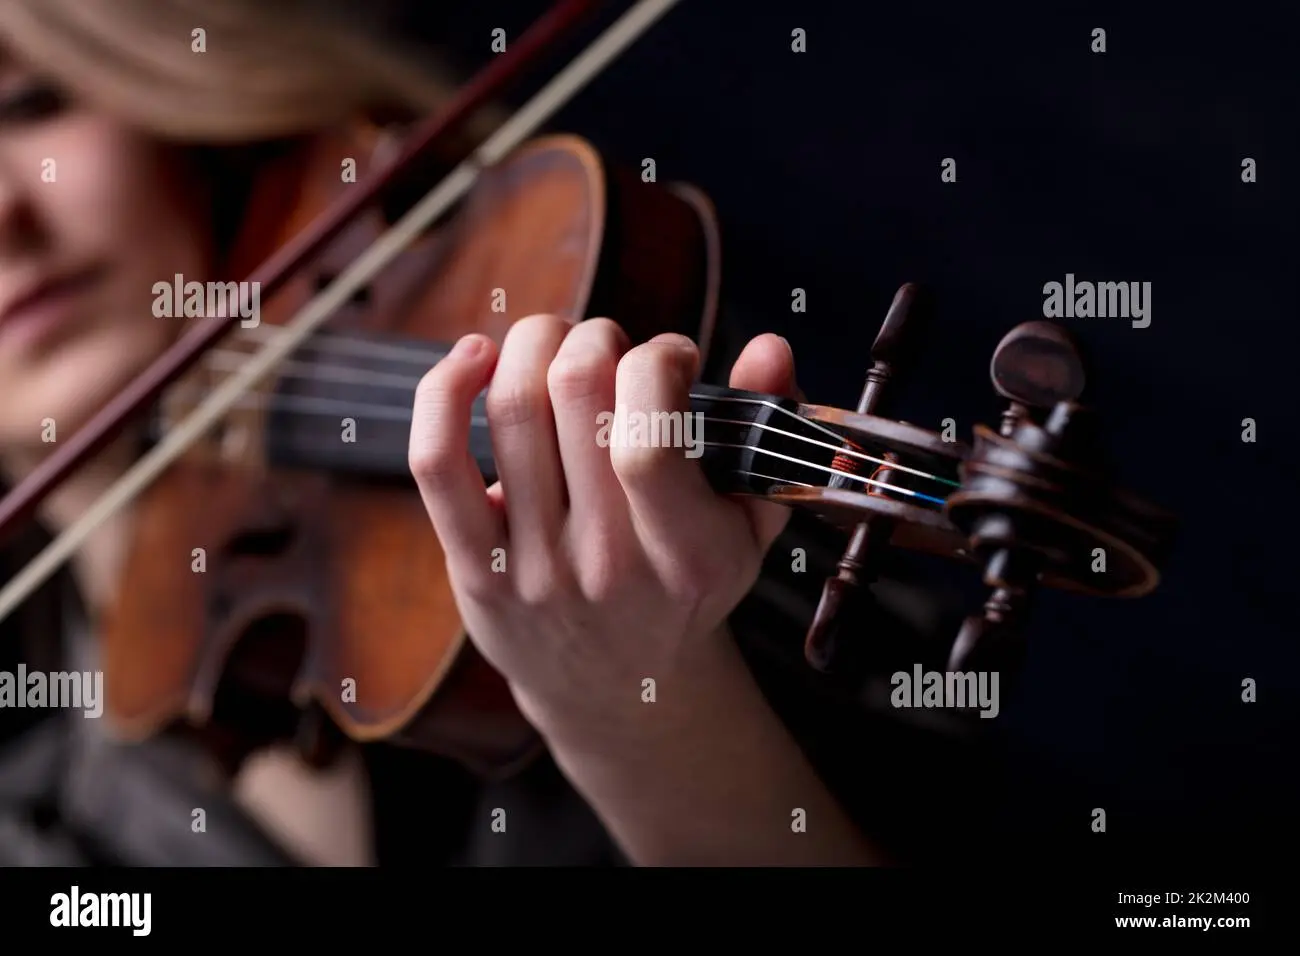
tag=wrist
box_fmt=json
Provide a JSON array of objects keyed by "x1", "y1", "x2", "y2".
[{"x1": 513, "y1": 624, "x2": 745, "y2": 756}]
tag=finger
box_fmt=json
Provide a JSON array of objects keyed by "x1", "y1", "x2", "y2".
[
  {"x1": 727, "y1": 334, "x2": 802, "y2": 551},
  {"x1": 485, "y1": 314, "x2": 572, "y2": 559},
  {"x1": 609, "y1": 334, "x2": 734, "y2": 581},
  {"x1": 547, "y1": 319, "x2": 633, "y2": 543},
  {"x1": 409, "y1": 333, "x2": 504, "y2": 570},
  {"x1": 728, "y1": 332, "x2": 798, "y2": 399}
]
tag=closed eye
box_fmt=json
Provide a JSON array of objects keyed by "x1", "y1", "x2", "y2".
[{"x1": 0, "y1": 80, "x2": 69, "y2": 124}]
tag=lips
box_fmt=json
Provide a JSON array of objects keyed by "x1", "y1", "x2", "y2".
[{"x1": 0, "y1": 266, "x2": 103, "y2": 341}]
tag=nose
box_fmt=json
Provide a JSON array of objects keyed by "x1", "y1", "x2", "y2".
[{"x1": 0, "y1": 156, "x2": 42, "y2": 260}]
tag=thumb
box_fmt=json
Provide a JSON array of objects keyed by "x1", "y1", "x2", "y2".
[{"x1": 726, "y1": 333, "x2": 803, "y2": 552}]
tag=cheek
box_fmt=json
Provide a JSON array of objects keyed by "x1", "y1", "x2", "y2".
[
  {"x1": 0, "y1": 318, "x2": 176, "y2": 445},
  {"x1": 59, "y1": 134, "x2": 209, "y2": 279},
  {"x1": 93, "y1": 145, "x2": 210, "y2": 342},
  {"x1": 0, "y1": 122, "x2": 209, "y2": 448}
]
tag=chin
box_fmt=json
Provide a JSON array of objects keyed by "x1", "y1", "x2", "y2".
[
  {"x1": 0, "y1": 320, "x2": 166, "y2": 452},
  {"x1": 0, "y1": 388, "x2": 95, "y2": 451},
  {"x1": 14, "y1": 366, "x2": 145, "y2": 442}
]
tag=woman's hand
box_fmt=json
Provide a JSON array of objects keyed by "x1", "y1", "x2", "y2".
[
  {"x1": 409, "y1": 317, "x2": 882, "y2": 866},
  {"x1": 408, "y1": 315, "x2": 798, "y2": 739}
]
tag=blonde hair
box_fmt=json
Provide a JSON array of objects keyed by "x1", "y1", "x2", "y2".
[{"x1": 0, "y1": 0, "x2": 463, "y2": 141}]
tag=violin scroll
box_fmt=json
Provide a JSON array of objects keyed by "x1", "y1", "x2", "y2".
[{"x1": 766, "y1": 303, "x2": 1180, "y2": 697}]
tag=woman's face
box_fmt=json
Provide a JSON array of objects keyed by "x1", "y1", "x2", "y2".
[{"x1": 0, "y1": 54, "x2": 211, "y2": 454}]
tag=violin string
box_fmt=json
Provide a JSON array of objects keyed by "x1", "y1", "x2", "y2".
[
  {"x1": 203, "y1": 347, "x2": 962, "y2": 487},
  {"x1": 236, "y1": 335, "x2": 967, "y2": 486},
  {"x1": 206, "y1": 348, "x2": 428, "y2": 389},
  {"x1": 235, "y1": 325, "x2": 452, "y2": 365},
  {"x1": 696, "y1": 407, "x2": 961, "y2": 488},
  {"x1": 226, "y1": 332, "x2": 967, "y2": 485},
  {"x1": 244, "y1": 394, "x2": 935, "y2": 502},
  {"x1": 173, "y1": 367, "x2": 960, "y2": 492},
  {"x1": 704, "y1": 444, "x2": 948, "y2": 506}
]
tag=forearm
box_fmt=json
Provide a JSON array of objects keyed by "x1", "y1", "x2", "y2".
[{"x1": 527, "y1": 629, "x2": 883, "y2": 866}]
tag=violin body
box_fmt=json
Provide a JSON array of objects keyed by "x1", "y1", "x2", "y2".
[{"x1": 98, "y1": 129, "x2": 721, "y2": 774}]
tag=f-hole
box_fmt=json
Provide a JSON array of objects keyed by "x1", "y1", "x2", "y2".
[
  {"x1": 211, "y1": 613, "x2": 308, "y2": 750},
  {"x1": 211, "y1": 613, "x2": 347, "y2": 770}
]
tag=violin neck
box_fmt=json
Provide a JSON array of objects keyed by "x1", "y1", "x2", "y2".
[
  {"x1": 166, "y1": 329, "x2": 809, "y2": 495},
  {"x1": 256, "y1": 333, "x2": 495, "y2": 481}
]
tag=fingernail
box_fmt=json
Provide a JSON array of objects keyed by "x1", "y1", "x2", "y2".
[
  {"x1": 454, "y1": 334, "x2": 487, "y2": 359},
  {"x1": 777, "y1": 335, "x2": 794, "y2": 359},
  {"x1": 644, "y1": 331, "x2": 685, "y2": 346}
]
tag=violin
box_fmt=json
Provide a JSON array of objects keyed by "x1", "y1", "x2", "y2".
[{"x1": 0, "y1": 0, "x2": 1177, "y2": 776}]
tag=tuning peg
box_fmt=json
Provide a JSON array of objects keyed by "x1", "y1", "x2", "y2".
[
  {"x1": 989, "y1": 320, "x2": 1086, "y2": 435},
  {"x1": 804, "y1": 284, "x2": 927, "y2": 673}
]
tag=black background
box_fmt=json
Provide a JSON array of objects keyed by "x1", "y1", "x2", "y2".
[{"x1": 380, "y1": 1, "x2": 1298, "y2": 861}]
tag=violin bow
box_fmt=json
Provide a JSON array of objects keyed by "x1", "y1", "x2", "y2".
[{"x1": 0, "y1": 0, "x2": 687, "y2": 623}]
